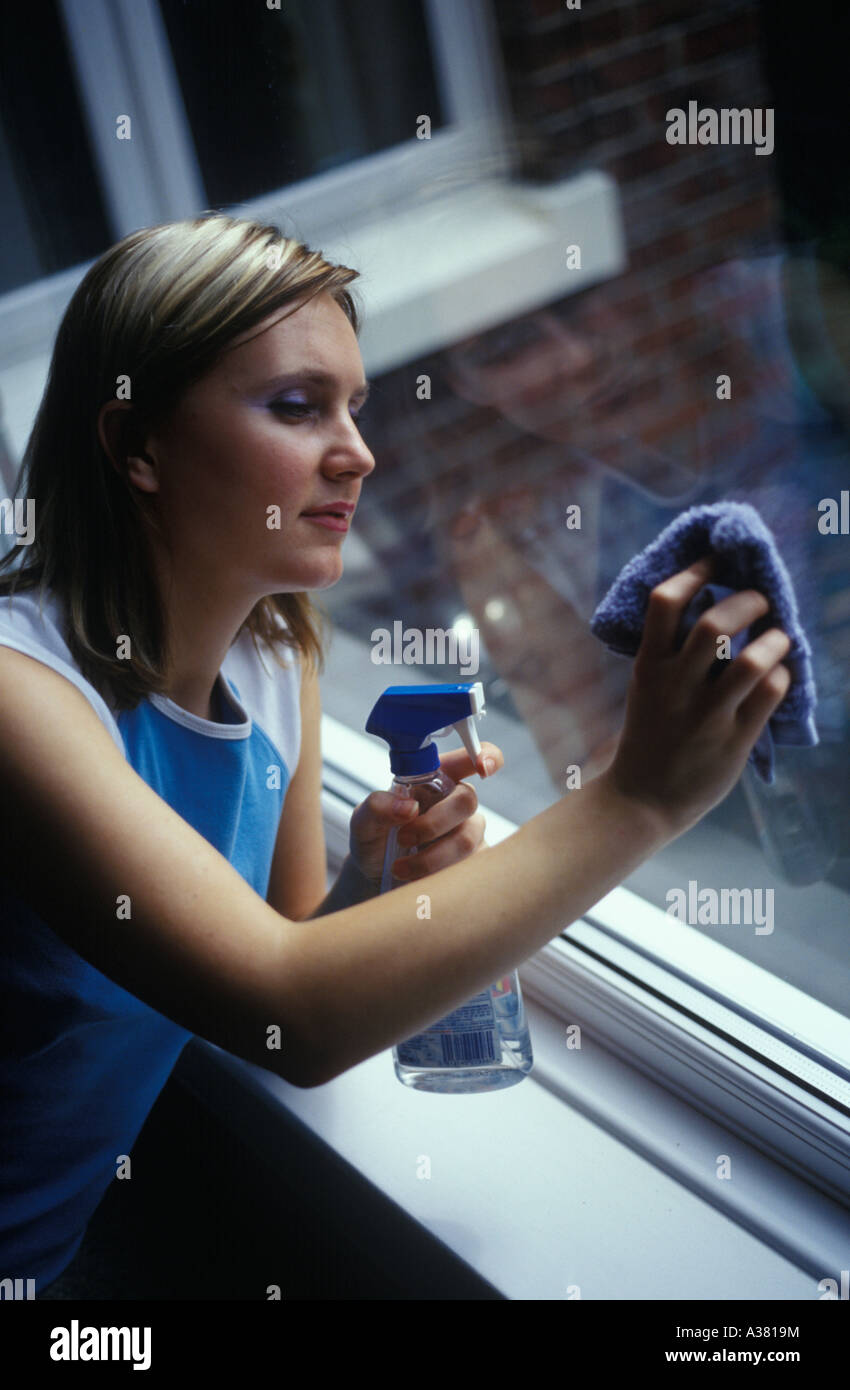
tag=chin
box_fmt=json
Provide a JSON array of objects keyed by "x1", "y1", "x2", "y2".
[
  {"x1": 503, "y1": 405, "x2": 572, "y2": 444},
  {"x1": 284, "y1": 553, "x2": 345, "y2": 592}
]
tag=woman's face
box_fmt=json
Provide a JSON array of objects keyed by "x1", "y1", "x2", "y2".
[{"x1": 140, "y1": 291, "x2": 375, "y2": 600}]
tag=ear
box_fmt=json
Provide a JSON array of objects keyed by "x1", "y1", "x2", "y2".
[{"x1": 97, "y1": 399, "x2": 160, "y2": 495}]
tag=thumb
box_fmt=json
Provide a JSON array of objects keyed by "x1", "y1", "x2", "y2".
[{"x1": 351, "y1": 789, "x2": 419, "y2": 838}]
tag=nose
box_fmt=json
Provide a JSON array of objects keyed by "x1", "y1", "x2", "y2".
[
  {"x1": 534, "y1": 312, "x2": 597, "y2": 373},
  {"x1": 325, "y1": 411, "x2": 376, "y2": 480}
]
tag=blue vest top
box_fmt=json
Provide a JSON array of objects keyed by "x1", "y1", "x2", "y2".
[{"x1": 0, "y1": 588, "x2": 301, "y2": 1291}]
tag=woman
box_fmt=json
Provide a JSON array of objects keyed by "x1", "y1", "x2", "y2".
[{"x1": 0, "y1": 213, "x2": 790, "y2": 1295}]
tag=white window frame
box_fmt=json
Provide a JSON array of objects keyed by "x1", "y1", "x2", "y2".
[{"x1": 0, "y1": 0, "x2": 512, "y2": 368}]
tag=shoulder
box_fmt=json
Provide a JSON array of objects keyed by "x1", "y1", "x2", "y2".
[
  {"x1": 0, "y1": 586, "x2": 125, "y2": 754},
  {"x1": 222, "y1": 618, "x2": 303, "y2": 780}
]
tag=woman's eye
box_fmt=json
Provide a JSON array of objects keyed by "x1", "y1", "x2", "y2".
[
  {"x1": 270, "y1": 401, "x2": 368, "y2": 427},
  {"x1": 271, "y1": 400, "x2": 313, "y2": 417}
]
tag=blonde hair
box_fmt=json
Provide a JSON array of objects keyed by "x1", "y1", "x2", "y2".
[{"x1": 0, "y1": 212, "x2": 362, "y2": 708}]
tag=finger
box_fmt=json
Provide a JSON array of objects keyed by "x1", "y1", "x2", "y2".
[
  {"x1": 396, "y1": 779, "x2": 479, "y2": 849},
  {"x1": 638, "y1": 556, "x2": 715, "y2": 661},
  {"x1": 735, "y1": 660, "x2": 792, "y2": 746},
  {"x1": 438, "y1": 739, "x2": 504, "y2": 781},
  {"x1": 678, "y1": 588, "x2": 771, "y2": 683},
  {"x1": 716, "y1": 627, "x2": 792, "y2": 711},
  {"x1": 393, "y1": 813, "x2": 487, "y2": 879},
  {"x1": 356, "y1": 790, "x2": 419, "y2": 825}
]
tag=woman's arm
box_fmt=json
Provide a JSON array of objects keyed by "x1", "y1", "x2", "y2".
[
  {"x1": 0, "y1": 646, "x2": 326, "y2": 1088},
  {"x1": 265, "y1": 655, "x2": 331, "y2": 921},
  {"x1": 265, "y1": 653, "x2": 413, "y2": 922},
  {"x1": 266, "y1": 653, "x2": 388, "y2": 920},
  {"x1": 307, "y1": 854, "x2": 379, "y2": 916},
  {"x1": 267, "y1": 654, "x2": 497, "y2": 921},
  {"x1": 0, "y1": 562, "x2": 790, "y2": 1090}
]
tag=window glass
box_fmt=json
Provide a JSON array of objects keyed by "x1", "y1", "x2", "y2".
[
  {"x1": 0, "y1": 1, "x2": 112, "y2": 294},
  {"x1": 158, "y1": 0, "x2": 446, "y2": 207},
  {"x1": 319, "y1": 3, "x2": 850, "y2": 1023}
]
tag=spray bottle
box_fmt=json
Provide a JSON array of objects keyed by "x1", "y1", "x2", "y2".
[{"x1": 365, "y1": 682, "x2": 533, "y2": 1093}]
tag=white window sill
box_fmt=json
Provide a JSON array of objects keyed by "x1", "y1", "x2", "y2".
[
  {"x1": 179, "y1": 997, "x2": 846, "y2": 1300},
  {"x1": 0, "y1": 172, "x2": 625, "y2": 384},
  {"x1": 316, "y1": 171, "x2": 627, "y2": 377}
]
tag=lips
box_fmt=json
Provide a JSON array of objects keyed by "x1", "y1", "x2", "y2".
[
  {"x1": 301, "y1": 511, "x2": 350, "y2": 533},
  {"x1": 301, "y1": 502, "x2": 356, "y2": 518}
]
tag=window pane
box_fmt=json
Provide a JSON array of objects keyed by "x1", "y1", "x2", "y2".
[
  {"x1": 319, "y1": 3, "x2": 850, "y2": 1027},
  {"x1": 0, "y1": 1, "x2": 112, "y2": 294},
  {"x1": 157, "y1": 0, "x2": 446, "y2": 208}
]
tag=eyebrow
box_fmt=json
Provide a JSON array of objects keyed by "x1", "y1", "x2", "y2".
[{"x1": 255, "y1": 370, "x2": 371, "y2": 400}]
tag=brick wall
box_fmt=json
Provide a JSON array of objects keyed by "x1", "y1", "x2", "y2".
[
  {"x1": 493, "y1": 2, "x2": 776, "y2": 232},
  {"x1": 491, "y1": 0, "x2": 780, "y2": 286}
]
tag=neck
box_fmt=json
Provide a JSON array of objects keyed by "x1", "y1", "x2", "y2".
[{"x1": 151, "y1": 548, "x2": 259, "y2": 722}]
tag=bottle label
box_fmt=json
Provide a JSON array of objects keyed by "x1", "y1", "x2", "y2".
[{"x1": 396, "y1": 990, "x2": 498, "y2": 1068}]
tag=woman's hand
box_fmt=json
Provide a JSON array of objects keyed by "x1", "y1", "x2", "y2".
[
  {"x1": 348, "y1": 740, "x2": 504, "y2": 890},
  {"x1": 603, "y1": 556, "x2": 792, "y2": 840}
]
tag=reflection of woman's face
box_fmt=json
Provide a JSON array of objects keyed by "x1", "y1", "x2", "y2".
[
  {"x1": 443, "y1": 290, "x2": 707, "y2": 501},
  {"x1": 444, "y1": 301, "x2": 616, "y2": 430},
  {"x1": 445, "y1": 298, "x2": 648, "y2": 443}
]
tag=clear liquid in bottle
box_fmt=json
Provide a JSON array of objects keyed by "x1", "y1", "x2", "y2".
[{"x1": 383, "y1": 768, "x2": 534, "y2": 1094}]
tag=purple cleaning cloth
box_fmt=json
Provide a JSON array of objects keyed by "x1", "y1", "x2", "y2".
[{"x1": 589, "y1": 501, "x2": 818, "y2": 784}]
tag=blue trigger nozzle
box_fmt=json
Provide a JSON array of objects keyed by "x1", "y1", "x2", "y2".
[{"x1": 366, "y1": 682, "x2": 486, "y2": 776}]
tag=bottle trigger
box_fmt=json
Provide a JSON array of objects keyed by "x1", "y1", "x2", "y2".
[{"x1": 455, "y1": 714, "x2": 482, "y2": 766}]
